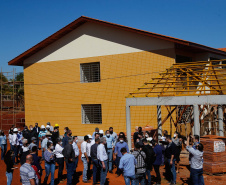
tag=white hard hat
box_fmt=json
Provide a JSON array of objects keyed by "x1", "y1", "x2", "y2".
[
  {"x1": 13, "y1": 128, "x2": 18, "y2": 132},
  {"x1": 41, "y1": 125, "x2": 45, "y2": 129},
  {"x1": 99, "y1": 130, "x2": 104, "y2": 134},
  {"x1": 46, "y1": 125, "x2": 50, "y2": 128},
  {"x1": 87, "y1": 134, "x2": 92, "y2": 139}
]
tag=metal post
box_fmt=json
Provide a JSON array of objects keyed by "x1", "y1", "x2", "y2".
[
  {"x1": 126, "y1": 106, "x2": 132, "y2": 150},
  {"x1": 218, "y1": 105, "x2": 224, "y2": 136},
  {"x1": 193, "y1": 104, "x2": 200, "y2": 136},
  {"x1": 157, "y1": 105, "x2": 162, "y2": 141}
]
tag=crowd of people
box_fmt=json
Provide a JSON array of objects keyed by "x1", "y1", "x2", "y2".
[{"x1": 0, "y1": 124, "x2": 205, "y2": 185}]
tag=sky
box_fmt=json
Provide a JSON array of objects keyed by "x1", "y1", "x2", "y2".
[{"x1": 1, "y1": 0, "x2": 226, "y2": 74}]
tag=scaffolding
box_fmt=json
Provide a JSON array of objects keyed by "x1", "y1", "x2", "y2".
[{"x1": 0, "y1": 68, "x2": 25, "y2": 131}]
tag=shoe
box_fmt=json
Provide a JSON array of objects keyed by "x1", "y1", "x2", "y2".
[
  {"x1": 109, "y1": 170, "x2": 113, "y2": 173},
  {"x1": 83, "y1": 180, "x2": 91, "y2": 183}
]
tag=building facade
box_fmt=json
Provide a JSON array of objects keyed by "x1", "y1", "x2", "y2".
[{"x1": 9, "y1": 16, "x2": 226, "y2": 136}]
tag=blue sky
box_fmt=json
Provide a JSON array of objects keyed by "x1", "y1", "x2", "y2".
[{"x1": 1, "y1": 0, "x2": 226, "y2": 73}]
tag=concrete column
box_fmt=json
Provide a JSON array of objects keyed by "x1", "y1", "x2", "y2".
[
  {"x1": 157, "y1": 105, "x2": 162, "y2": 141},
  {"x1": 218, "y1": 105, "x2": 224, "y2": 136},
  {"x1": 126, "y1": 106, "x2": 132, "y2": 150},
  {"x1": 193, "y1": 104, "x2": 200, "y2": 136}
]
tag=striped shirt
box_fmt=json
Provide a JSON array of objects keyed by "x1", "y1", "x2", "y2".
[{"x1": 20, "y1": 163, "x2": 38, "y2": 185}]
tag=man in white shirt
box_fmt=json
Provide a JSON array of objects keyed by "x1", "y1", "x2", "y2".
[
  {"x1": 90, "y1": 133, "x2": 100, "y2": 146},
  {"x1": 97, "y1": 137, "x2": 108, "y2": 185},
  {"x1": 72, "y1": 136, "x2": 79, "y2": 172},
  {"x1": 81, "y1": 135, "x2": 90, "y2": 183},
  {"x1": 109, "y1": 127, "x2": 117, "y2": 145},
  {"x1": 12, "y1": 128, "x2": 19, "y2": 164}
]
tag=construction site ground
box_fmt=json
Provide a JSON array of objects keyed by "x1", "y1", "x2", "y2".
[{"x1": 0, "y1": 142, "x2": 226, "y2": 185}]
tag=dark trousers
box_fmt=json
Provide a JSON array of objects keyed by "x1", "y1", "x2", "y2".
[
  {"x1": 190, "y1": 168, "x2": 205, "y2": 185},
  {"x1": 56, "y1": 157, "x2": 64, "y2": 181},
  {"x1": 66, "y1": 162, "x2": 75, "y2": 185},
  {"x1": 153, "y1": 165, "x2": 161, "y2": 183},
  {"x1": 115, "y1": 156, "x2": 121, "y2": 175},
  {"x1": 92, "y1": 158, "x2": 99, "y2": 183},
  {"x1": 1, "y1": 144, "x2": 7, "y2": 160},
  {"x1": 12, "y1": 145, "x2": 18, "y2": 164}
]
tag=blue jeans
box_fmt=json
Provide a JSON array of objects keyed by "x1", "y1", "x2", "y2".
[
  {"x1": 124, "y1": 175, "x2": 136, "y2": 185},
  {"x1": 107, "y1": 148, "x2": 113, "y2": 171},
  {"x1": 44, "y1": 162, "x2": 55, "y2": 185},
  {"x1": 115, "y1": 156, "x2": 121, "y2": 175},
  {"x1": 6, "y1": 172, "x2": 13, "y2": 185},
  {"x1": 135, "y1": 173, "x2": 146, "y2": 185},
  {"x1": 66, "y1": 162, "x2": 75, "y2": 185},
  {"x1": 100, "y1": 160, "x2": 108, "y2": 185},
  {"x1": 167, "y1": 159, "x2": 176, "y2": 184},
  {"x1": 1, "y1": 144, "x2": 7, "y2": 160},
  {"x1": 74, "y1": 157, "x2": 79, "y2": 172},
  {"x1": 190, "y1": 168, "x2": 205, "y2": 185},
  {"x1": 146, "y1": 169, "x2": 151, "y2": 185},
  {"x1": 92, "y1": 158, "x2": 99, "y2": 183},
  {"x1": 81, "y1": 157, "x2": 88, "y2": 181}
]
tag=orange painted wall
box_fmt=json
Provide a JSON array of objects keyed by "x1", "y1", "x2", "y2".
[{"x1": 24, "y1": 49, "x2": 176, "y2": 136}]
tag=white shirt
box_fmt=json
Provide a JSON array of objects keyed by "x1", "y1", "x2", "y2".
[
  {"x1": 110, "y1": 132, "x2": 118, "y2": 145},
  {"x1": 12, "y1": 133, "x2": 19, "y2": 145},
  {"x1": 81, "y1": 141, "x2": 88, "y2": 158},
  {"x1": 87, "y1": 142, "x2": 91, "y2": 157},
  {"x1": 97, "y1": 143, "x2": 108, "y2": 161},
  {"x1": 8, "y1": 134, "x2": 13, "y2": 144},
  {"x1": 72, "y1": 142, "x2": 80, "y2": 157},
  {"x1": 55, "y1": 144, "x2": 64, "y2": 158}
]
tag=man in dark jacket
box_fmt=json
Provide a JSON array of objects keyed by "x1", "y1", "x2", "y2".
[
  {"x1": 34, "y1": 123, "x2": 40, "y2": 147},
  {"x1": 62, "y1": 138, "x2": 75, "y2": 185},
  {"x1": 22, "y1": 126, "x2": 31, "y2": 143},
  {"x1": 51, "y1": 127, "x2": 59, "y2": 147},
  {"x1": 142, "y1": 139, "x2": 155, "y2": 185},
  {"x1": 165, "y1": 135, "x2": 178, "y2": 185},
  {"x1": 62, "y1": 130, "x2": 72, "y2": 147}
]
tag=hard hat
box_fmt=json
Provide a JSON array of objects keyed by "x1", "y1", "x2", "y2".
[
  {"x1": 41, "y1": 125, "x2": 45, "y2": 129},
  {"x1": 87, "y1": 134, "x2": 92, "y2": 139},
  {"x1": 46, "y1": 125, "x2": 50, "y2": 128},
  {"x1": 55, "y1": 124, "x2": 59, "y2": 127},
  {"x1": 13, "y1": 128, "x2": 18, "y2": 132},
  {"x1": 99, "y1": 130, "x2": 104, "y2": 134}
]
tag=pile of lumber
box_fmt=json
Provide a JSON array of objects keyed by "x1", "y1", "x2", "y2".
[{"x1": 201, "y1": 135, "x2": 226, "y2": 174}]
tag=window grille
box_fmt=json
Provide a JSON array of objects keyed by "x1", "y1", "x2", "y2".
[
  {"x1": 81, "y1": 104, "x2": 102, "y2": 124},
  {"x1": 80, "y1": 62, "x2": 100, "y2": 83}
]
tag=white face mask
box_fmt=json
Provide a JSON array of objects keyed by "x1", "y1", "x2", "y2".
[
  {"x1": 106, "y1": 134, "x2": 110, "y2": 137},
  {"x1": 174, "y1": 134, "x2": 177, "y2": 137},
  {"x1": 64, "y1": 130, "x2": 66, "y2": 133},
  {"x1": 60, "y1": 142, "x2": 63, "y2": 145},
  {"x1": 76, "y1": 139, "x2": 78, "y2": 143},
  {"x1": 120, "y1": 140, "x2": 124, "y2": 143},
  {"x1": 145, "y1": 134, "x2": 149, "y2": 137},
  {"x1": 30, "y1": 128, "x2": 33, "y2": 131},
  {"x1": 50, "y1": 146, "x2": 54, "y2": 150}
]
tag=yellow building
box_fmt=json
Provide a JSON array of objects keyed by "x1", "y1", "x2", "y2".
[{"x1": 8, "y1": 16, "x2": 226, "y2": 136}]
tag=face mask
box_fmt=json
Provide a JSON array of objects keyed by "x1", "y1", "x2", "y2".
[
  {"x1": 50, "y1": 146, "x2": 54, "y2": 150},
  {"x1": 120, "y1": 140, "x2": 124, "y2": 143},
  {"x1": 69, "y1": 133, "x2": 72, "y2": 136},
  {"x1": 106, "y1": 134, "x2": 110, "y2": 137},
  {"x1": 76, "y1": 139, "x2": 78, "y2": 143},
  {"x1": 33, "y1": 140, "x2": 37, "y2": 143},
  {"x1": 30, "y1": 128, "x2": 33, "y2": 130},
  {"x1": 109, "y1": 131, "x2": 113, "y2": 134},
  {"x1": 145, "y1": 134, "x2": 149, "y2": 137},
  {"x1": 174, "y1": 134, "x2": 177, "y2": 137},
  {"x1": 60, "y1": 142, "x2": 63, "y2": 145},
  {"x1": 64, "y1": 130, "x2": 66, "y2": 133},
  {"x1": 48, "y1": 137, "x2": 51, "y2": 140}
]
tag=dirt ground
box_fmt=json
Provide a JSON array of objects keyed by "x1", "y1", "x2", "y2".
[{"x1": 1, "y1": 143, "x2": 226, "y2": 185}]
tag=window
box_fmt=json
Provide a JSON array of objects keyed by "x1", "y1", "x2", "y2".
[
  {"x1": 81, "y1": 104, "x2": 102, "y2": 124},
  {"x1": 80, "y1": 62, "x2": 100, "y2": 83}
]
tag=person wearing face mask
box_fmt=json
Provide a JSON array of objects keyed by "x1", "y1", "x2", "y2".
[
  {"x1": 91, "y1": 133, "x2": 100, "y2": 146},
  {"x1": 104, "y1": 130, "x2": 115, "y2": 173},
  {"x1": 28, "y1": 137, "x2": 37, "y2": 152},
  {"x1": 64, "y1": 127, "x2": 69, "y2": 137},
  {"x1": 109, "y1": 127, "x2": 117, "y2": 145},
  {"x1": 31, "y1": 146, "x2": 42, "y2": 183},
  {"x1": 63, "y1": 130, "x2": 72, "y2": 147},
  {"x1": 62, "y1": 138, "x2": 76, "y2": 185},
  {"x1": 19, "y1": 139, "x2": 30, "y2": 165},
  {"x1": 44, "y1": 142, "x2": 55, "y2": 185},
  {"x1": 92, "y1": 127, "x2": 99, "y2": 139},
  {"x1": 34, "y1": 123, "x2": 40, "y2": 147},
  {"x1": 72, "y1": 136, "x2": 80, "y2": 174},
  {"x1": 55, "y1": 138, "x2": 65, "y2": 183},
  {"x1": 5, "y1": 150, "x2": 18, "y2": 185},
  {"x1": 87, "y1": 135, "x2": 92, "y2": 179},
  {"x1": 51, "y1": 127, "x2": 59, "y2": 147},
  {"x1": 172, "y1": 131, "x2": 182, "y2": 174},
  {"x1": 29, "y1": 125, "x2": 38, "y2": 144},
  {"x1": 114, "y1": 135, "x2": 129, "y2": 176},
  {"x1": 99, "y1": 130, "x2": 104, "y2": 138},
  {"x1": 41, "y1": 132, "x2": 52, "y2": 159}
]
